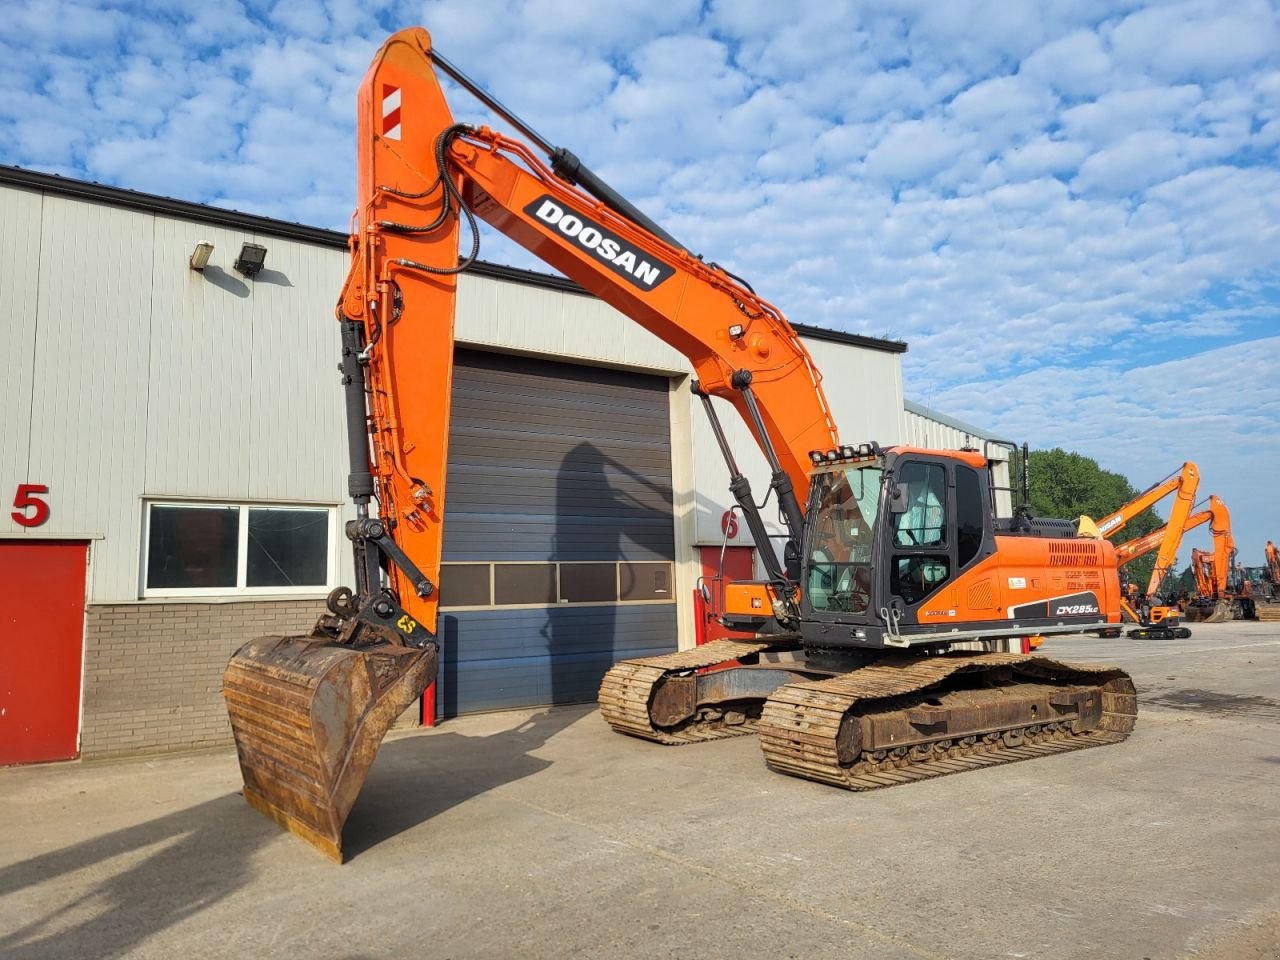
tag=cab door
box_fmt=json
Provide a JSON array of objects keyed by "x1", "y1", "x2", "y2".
[
  {"x1": 886, "y1": 458, "x2": 953, "y2": 616},
  {"x1": 884, "y1": 458, "x2": 991, "y2": 622}
]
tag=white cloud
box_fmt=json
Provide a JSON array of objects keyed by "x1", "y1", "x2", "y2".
[
  {"x1": 1108, "y1": 0, "x2": 1279, "y2": 82},
  {"x1": 1019, "y1": 30, "x2": 1114, "y2": 99},
  {"x1": 864, "y1": 118, "x2": 977, "y2": 182},
  {"x1": 1071, "y1": 130, "x2": 1190, "y2": 195}
]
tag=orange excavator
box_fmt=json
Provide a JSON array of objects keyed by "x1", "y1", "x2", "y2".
[
  {"x1": 223, "y1": 28, "x2": 1137, "y2": 861},
  {"x1": 1078, "y1": 463, "x2": 1199, "y2": 638},
  {"x1": 1112, "y1": 495, "x2": 1233, "y2": 637},
  {"x1": 1258, "y1": 540, "x2": 1280, "y2": 603},
  {"x1": 1185, "y1": 500, "x2": 1257, "y2": 622}
]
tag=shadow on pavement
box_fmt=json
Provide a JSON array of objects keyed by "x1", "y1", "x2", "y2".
[
  {"x1": 342, "y1": 703, "x2": 591, "y2": 859},
  {"x1": 0, "y1": 793, "x2": 271, "y2": 960},
  {"x1": 0, "y1": 703, "x2": 591, "y2": 956}
]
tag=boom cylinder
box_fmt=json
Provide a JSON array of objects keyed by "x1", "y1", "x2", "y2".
[
  {"x1": 695, "y1": 384, "x2": 787, "y2": 584},
  {"x1": 734, "y1": 374, "x2": 807, "y2": 554},
  {"x1": 339, "y1": 321, "x2": 380, "y2": 594}
]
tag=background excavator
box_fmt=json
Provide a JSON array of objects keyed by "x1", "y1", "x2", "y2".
[
  {"x1": 1264, "y1": 540, "x2": 1280, "y2": 602},
  {"x1": 1184, "y1": 501, "x2": 1257, "y2": 622},
  {"x1": 223, "y1": 28, "x2": 1136, "y2": 862},
  {"x1": 1077, "y1": 462, "x2": 1199, "y2": 638},
  {"x1": 1109, "y1": 494, "x2": 1233, "y2": 638}
]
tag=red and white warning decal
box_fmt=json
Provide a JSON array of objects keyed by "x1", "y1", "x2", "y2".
[{"x1": 382, "y1": 84, "x2": 401, "y2": 140}]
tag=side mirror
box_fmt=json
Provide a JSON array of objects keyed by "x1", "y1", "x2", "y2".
[
  {"x1": 698, "y1": 582, "x2": 712, "y2": 606},
  {"x1": 889, "y1": 483, "x2": 909, "y2": 514}
]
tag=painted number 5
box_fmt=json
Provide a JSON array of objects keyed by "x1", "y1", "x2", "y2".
[{"x1": 11, "y1": 483, "x2": 50, "y2": 528}]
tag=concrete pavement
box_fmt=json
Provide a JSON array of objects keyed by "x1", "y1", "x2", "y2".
[{"x1": 2, "y1": 622, "x2": 1278, "y2": 959}]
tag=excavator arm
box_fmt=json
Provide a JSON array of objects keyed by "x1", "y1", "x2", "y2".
[
  {"x1": 1078, "y1": 462, "x2": 1200, "y2": 598},
  {"x1": 338, "y1": 28, "x2": 842, "y2": 621},
  {"x1": 224, "y1": 27, "x2": 839, "y2": 861},
  {"x1": 1113, "y1": 503, "x2": 1211, "y2": 567},
  {"x1": 1080, "y1": 462, "x2": 1200, "y2": 541}
]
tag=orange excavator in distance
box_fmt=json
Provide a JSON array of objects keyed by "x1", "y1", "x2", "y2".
[
  {"x1": 1185, "y1": 499, "x2": 1257, "y2": 622},
  {"x1": 1111, "y1": 494, "x2": 1230, "y2": 638},
  {"x1": 1078, "y1": 462, "x2": 1199, "y2": 639},
  {"x1": 223, "y1": 28, "x2": 1137, "y2": 861}
]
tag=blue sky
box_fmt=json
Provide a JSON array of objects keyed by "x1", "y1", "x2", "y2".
[{"x1": 2, "y1": 0, "x2": 1277, "y2": 569}]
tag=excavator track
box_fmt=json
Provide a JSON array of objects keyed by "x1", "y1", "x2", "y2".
[
  {"x1": 598, "y1": 638, "x2": 793, "y2": 743},
  {"x1": 757, "y1": 653, "x2": 1136, "y2": 790}
]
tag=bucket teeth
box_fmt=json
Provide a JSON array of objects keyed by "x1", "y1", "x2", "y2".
[{"x1": 223, "y1": 634, "x2": 437, "y2": 862}]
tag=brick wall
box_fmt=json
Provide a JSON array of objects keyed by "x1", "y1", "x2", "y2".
[{"x1": 82, "y1": 599, "x2": 327, "y2": 758}]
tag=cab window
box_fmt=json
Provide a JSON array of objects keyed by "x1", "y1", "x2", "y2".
[
  {"x1": 807, "y1": 465, "x2": 879, "y2": 614},
  {"x1": 955, "y1": 465, "x2": 985, "y2": 568},
  {"x1": 893, "y1": 462, "x2": 947, "y2": 547}
]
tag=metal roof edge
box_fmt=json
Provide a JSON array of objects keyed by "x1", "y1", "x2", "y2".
[
  {"x1": 0, "y1": 163, "x2": 909, "y2": 353},
  {"x1": 792, "y1": 322, "x2": 906, "y2": 354},
  {"x1": 904, "y1": 398, "x2": 1000, "y2": 440}
]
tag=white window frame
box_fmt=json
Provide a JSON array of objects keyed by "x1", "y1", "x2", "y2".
[{"x1": 141, "y1": 499, "x2": 340, "y2": 599}]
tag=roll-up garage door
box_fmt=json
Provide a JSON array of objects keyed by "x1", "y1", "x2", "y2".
[{"x1": 437, "y1": 349, "x2": 677, "y2": 716}]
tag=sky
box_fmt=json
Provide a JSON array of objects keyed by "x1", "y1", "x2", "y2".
[{"x1": 2, "y1": 0, "x2": 1277, "y2": 569}]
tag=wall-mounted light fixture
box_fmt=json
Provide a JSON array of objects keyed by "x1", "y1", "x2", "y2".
[
  {"x1": 189, "y1": 241, "x2": 214, "y2": 271},
  {"x1": 234, "y1": 242, "x2": 268, "y2": 278}
]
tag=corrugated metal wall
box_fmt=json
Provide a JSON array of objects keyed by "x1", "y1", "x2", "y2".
[
  {"x1": 0, "y1": 187, "x2": 41, "y2": 524},
  {"x1": 0, "y1": 184, "x2": 350, "y2": 601}
]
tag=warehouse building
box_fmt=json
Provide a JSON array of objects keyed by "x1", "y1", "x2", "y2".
[{"x1": 0, "y1": 166, "x2": 1002, "y2": 764}]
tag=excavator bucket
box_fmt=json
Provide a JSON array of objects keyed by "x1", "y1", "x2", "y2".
[
  {"x1": 1204, "y1": 599, "x2": 1233, "y2": 623},
  {"x1": 223, "y1": 634, "x2": 436, "y2": 862}
]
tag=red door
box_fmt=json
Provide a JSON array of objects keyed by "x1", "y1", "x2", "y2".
[{"x1": 0, "y1": 541, "x2": 87, "y2": 764}]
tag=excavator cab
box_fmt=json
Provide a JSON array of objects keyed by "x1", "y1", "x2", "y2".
[{"x1": 798, "y1": 445, "x2": 1016, "y2": 650}]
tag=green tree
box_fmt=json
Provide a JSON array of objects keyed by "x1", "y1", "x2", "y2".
[
  {"x1": 1009, "y1": 447, "x2": 1166, "y2": 592},
  {"x1": 1166, "y1": 563, "x2": 1198, "y2": 599}
]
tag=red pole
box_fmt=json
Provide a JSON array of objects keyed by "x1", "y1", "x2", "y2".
[
  {"x1": 421, "y1": 681, "x2": 437, "y2": 727},
  {"x1": 694, "y1": 588, "x2": 707, "y2": 646}
]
